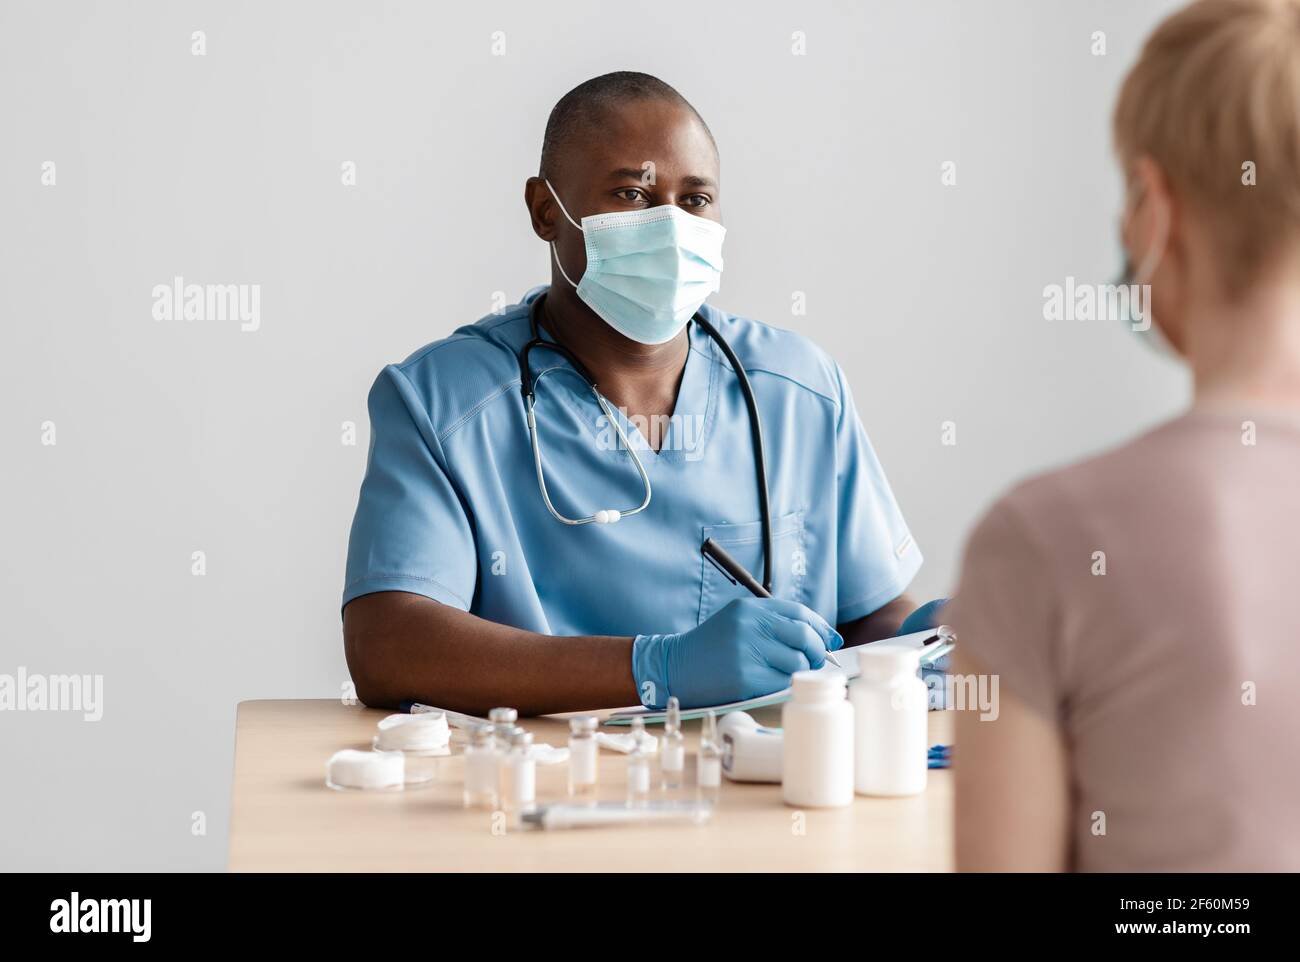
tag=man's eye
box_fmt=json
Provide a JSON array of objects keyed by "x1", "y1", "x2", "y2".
[
  {"x1": 616, "y1": 188, "x2": 648, "y2": 203},
  {"x1": 682, "y1": 194, "x2": 711, "y2": 208}
]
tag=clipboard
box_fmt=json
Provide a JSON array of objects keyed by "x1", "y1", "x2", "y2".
[{"x1": 605, "y1": 625, "x2": 955, "y2": 726}]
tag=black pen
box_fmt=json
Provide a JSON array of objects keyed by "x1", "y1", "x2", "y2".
[{"x1": 701, "y1": 538, "x2": 843, "y2": 668}]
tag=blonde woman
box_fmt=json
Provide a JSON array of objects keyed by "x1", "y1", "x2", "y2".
[{"x1": 951, "y1": 0, "x2": 1300, "y2": 871}]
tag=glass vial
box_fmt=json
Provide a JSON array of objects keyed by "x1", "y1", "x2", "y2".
[
  {"x1": 568, "y1": 715, "x2": 599, "y2": 798},
  {"x1": 463, "y1": 722, "x2": 499, "y2": 810},
  {"x1": 488, "y1": 707, "x2": 518, "y2": 747},
  {"x1": 626, "y1": 717, "x2": 652, "y2": 806},
  {"x1": 504, "y1": 727, "x2": 536, "y2": 814},
  {"x1": 488, "y1": 707, "x2": 518, "y2": 804},
  {"x1": 660, "y1": 697, "x2": 685, "y2": 790},
  {"x1": 697, "y1": 710, "x2": 722, "y2": 802}
]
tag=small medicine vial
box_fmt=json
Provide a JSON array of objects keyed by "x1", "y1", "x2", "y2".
[
  {"x1": 696, "y1": 710, "x2": 722, "y2": 802},
  {"x1": 626, "y1": 717, "x2": 652, "y2": 806},
  {"x1": 489, "y1": 707, "x2": 518, "y2": 796},
  {"x1": 660, "y1": 697, "x2": 685, "y2": 790},
  {"x1": 851, "y1": 647, "x2": 927, "y2": 797},
  {"x1": 488, "y1": 706, "x2": 518, "y2": 746},
  {"x1": 504, "y1": 727, "x2": 536, "y2": 813},
  {"x1": 568, "y1": 715, "x2": 599, "y2": 798},
  {"x1": 462, "y1": 722, "x2": 499, "y2": 809},
  {"x1": 782, "y1": 670, "x2": 854, "y2": 808}
]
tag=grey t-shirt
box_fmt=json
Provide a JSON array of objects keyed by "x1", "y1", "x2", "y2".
[{"x1": 948, "y1": 407, "x2": 1300, "y2": 871}]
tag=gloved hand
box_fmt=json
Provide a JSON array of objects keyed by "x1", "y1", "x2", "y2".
[
  {"x1": 632, "y1": 598, "x2": 844, "y2": 709},
  {"x1": 898, "y1": 598, "x2": 948, "y2": 636}
]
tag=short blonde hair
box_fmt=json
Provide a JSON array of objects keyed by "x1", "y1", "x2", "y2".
[{"x1": 1114, "y1": 0, "x2": 1300, "y2": 293}]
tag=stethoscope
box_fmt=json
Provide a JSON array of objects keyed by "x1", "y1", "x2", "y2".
[{"x1": 517, "y1": 293, "x2": 775, "y2": 592}]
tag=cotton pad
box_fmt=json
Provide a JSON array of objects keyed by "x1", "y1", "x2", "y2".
[
  {"x1": 373, "y1": 712, "x2": 450, "y2": 754},
  {"x1": 528, "y1": 743, "x2": 570, "y2": 766},
  {"x1": 327, "y1": 749, "x2": 406, "y2": 791},
  {"x1": 596, "y1": 731, "x2": 658, "y2": 755}
]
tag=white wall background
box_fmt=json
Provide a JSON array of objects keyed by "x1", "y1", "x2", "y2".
[{"x1": 0, "y1": 0, "x2": 1186, "y2": 870}]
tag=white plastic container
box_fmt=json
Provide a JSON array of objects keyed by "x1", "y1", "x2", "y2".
[
  {"x1": 719, "y1": 711, "x2": 783, "y2": 783},
  {"x1": 851, "y1": 647, "x2": 927, "y2": 796},
  {"x1": 781, "y1": 671, "x2": 854, "y2": 808}
]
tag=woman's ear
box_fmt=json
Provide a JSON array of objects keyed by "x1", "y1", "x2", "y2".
[
  {"x1": 1124, "y1": 155, "x2": 1196, "y2": 352},
  {"x1": 1124, "y1": 156, "x2": 1175, "y2": 286}
]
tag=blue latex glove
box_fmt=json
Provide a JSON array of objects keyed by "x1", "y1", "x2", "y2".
[
  {"x1": 632, "y1": 598, "x2": 844, "y2": 709},
  {"x1": 898, "y1": 598, "x2": 947, "y2": 636}
]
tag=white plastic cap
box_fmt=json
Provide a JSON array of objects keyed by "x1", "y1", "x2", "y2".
[
  {"x1": 791, "y1": 669, "x2": 847, "y2": 702},
  {"x1": 856, "y1": 645, "x2": 924, "y2": 682}
]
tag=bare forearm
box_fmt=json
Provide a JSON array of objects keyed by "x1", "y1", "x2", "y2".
[
  {"x1": 343, "y1": 591, "x2": 638, "y2": 716},
  {"x1": 838, "y1": 593, "x2": 917, "y2": 647},
  {"x1": 953, "y1": 651, "x2": 1071, "y2": 871}
]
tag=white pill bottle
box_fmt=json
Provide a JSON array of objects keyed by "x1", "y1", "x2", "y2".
[
  {"x1": 851, "y1": 647, "x2": 927, "y2": 796},
  {"x1": 781, "y1": 670, "x2": 854, "y2": 808}
]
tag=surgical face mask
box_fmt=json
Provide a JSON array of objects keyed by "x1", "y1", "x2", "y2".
[
  {"x1": 545, "y1": 179, "x2": 725, "y2": 345},
  {"x1": 1119, "y1": 183, "x2": 1168, "y2": 288},
  {"x1": 1115, "y1": 179, "x2": 1172, "y2": 344}
]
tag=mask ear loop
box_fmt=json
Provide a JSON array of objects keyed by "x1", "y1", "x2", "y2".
[
  {"x1": 1134, "y1": 205, "x2": 1169, "y2": 287},
  {"x1": 1124, "y1": 180, "x2": 1170, "y2": 286},
  {"x1": 550, "y1": 245, "x2": 580, "y2": 288},
  {"x1": 545, "y1": 179, "x2": 584, "y2": 288},
  {"x1": 1119, "y1": 179, "x2": 1172, "y2": 338}
]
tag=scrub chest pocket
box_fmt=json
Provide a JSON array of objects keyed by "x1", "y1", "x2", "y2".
[{"x1": 697, "y1": 511, "x2": 806, "y2": 624}]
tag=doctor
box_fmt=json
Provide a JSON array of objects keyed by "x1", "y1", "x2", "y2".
[{"x1": 343, "y1": 72, "x2": 927, "y2": 715}]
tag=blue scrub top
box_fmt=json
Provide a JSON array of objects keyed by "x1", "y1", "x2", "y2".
[{"x1": 343, "y1": 287, "x2": 921, "y2": 637}]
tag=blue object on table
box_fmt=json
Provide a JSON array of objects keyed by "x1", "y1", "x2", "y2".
[{"x1": 928, "y1": 744, "x2": 952, "y2": 770}]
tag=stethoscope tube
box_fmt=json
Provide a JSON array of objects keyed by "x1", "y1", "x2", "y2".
[
  {"x1": 690, "y1": 312, "x2": 773, "y2": 594},
  {"x1": 524, "y1": 383, "x2": 653, "y2": 526},
  {"x1": 519, "y1": 294, "x2": 773, "y2": 592}
]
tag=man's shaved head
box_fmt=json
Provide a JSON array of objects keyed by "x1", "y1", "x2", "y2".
[
  {"x1": 524, "y1": 70, "x2": 723, "y2": 337},
  {"x1": 539, "y1": 71, "x2": 716, "y2": 179}
]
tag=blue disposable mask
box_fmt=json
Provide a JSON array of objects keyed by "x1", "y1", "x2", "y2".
[
  {"x1": 545, "y1": 180, "x2": 725, "y2": 345},
  {"x1": 1114, "y1": 179, "x2": 1170, "y2": 343}
]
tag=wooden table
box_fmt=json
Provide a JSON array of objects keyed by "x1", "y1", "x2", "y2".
[{"x1": 228, "y1": 699, "x2": 953, "y2": 872}]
